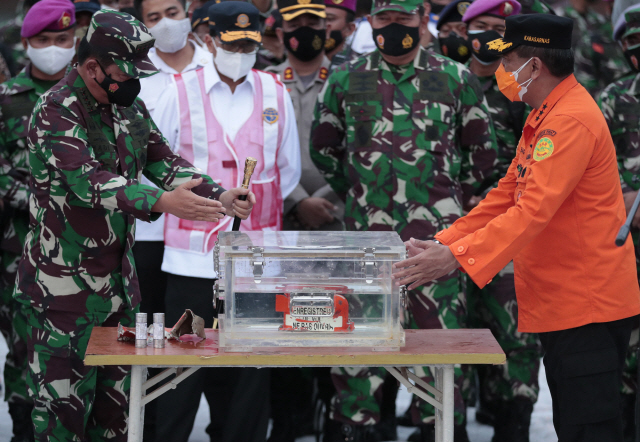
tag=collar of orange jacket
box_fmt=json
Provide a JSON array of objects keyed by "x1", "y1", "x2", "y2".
[{"x1": 526, "y1": 74, "x2": 578, "y2": 129}]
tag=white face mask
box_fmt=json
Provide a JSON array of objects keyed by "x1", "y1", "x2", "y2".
[
  {"x1": 26, "y1": 40, "x2": 76, "y2": 76},
  {"x1": 150, "y1": 17, "x2": 192, "y2": 54},
  {"x1": 213, "y1": 41, "x2": 256, "y2": 82}
]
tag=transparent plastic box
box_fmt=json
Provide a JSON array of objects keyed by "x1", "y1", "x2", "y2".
[{"x1": 213, "y1": 231, "x2": 407, "y2": 352}]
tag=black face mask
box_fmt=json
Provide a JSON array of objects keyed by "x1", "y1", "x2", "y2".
[
  {"x1": 325, "y1": 30, "x2": 345, "y2": 52},
  {"x1": 372, "y1": 23, "x2": 420, "y2": 57},
  {"x1": 283, "y1": 27, "x2": 326, "y2": 62},
  {"x1": 95, "y1": 63, "x2": 141, "y2": 108},
  {"x1": 468, "y1": 30, "x2": 502, "y2": 64},
  {"x1": 439, "y1": 31, "x2": 471, "y2": 64},
  {"x1": 624, "y1": 44, "x2": 640, "y2": 72}
]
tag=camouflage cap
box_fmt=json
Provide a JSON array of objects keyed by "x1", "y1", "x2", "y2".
[
  {"x1": 85, "y1": 9, "x2": 158, "y2": 79},
  {"x1": 622, "y1": 6, "x2": 640, "y2": 40},
  {"x1": 371, "y1": 0, "x2": 422, "y2": 15}
]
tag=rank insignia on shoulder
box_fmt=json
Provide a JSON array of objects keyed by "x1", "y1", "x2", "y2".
[
  {"x1": 319, "y1": 67, "x2": 328, "y2": 80},
  {"x1": 284, "y1": 67, "x2": 294, "y2": 80},
  {"x1": 263, "y1": 107, "x2": 279, "y2": 124}
]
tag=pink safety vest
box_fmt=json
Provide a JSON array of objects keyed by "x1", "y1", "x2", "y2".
[{"x1": 164, "y1": 68, "x2": 286, "y2": 255}]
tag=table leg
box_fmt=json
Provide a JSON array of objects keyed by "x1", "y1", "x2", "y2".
[
  {"x1": 442, "y1": 365, "x2": 454, "y2": 442},
  {"x1": 128, "y1": 365, "x2": 147, "y2": 442},
  {"x1": 434, "y1": 367, "x2": 443, "y2": 442}
]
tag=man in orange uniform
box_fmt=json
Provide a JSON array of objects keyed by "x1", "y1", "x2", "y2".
[{"x1": 393, "y1": 13, "x2": 640, "y2": 442}]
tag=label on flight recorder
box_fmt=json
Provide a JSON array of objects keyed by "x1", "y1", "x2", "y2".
[{"x1": 285, "y1": 314, "x2": 344, "y2": 332}]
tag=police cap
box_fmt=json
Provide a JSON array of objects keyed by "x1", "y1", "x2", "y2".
[{"x1": 209, "y1": 1, "x2": 262, "y2": 44}]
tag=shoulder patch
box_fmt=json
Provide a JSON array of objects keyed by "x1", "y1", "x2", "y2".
[{"x1": 533, "y1": 137, "x2": 554, "y2": 161}]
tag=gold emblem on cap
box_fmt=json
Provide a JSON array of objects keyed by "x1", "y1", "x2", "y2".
[
  {"x1": 502, "y1": 2, "x2": 513, "y2": 15},
  {"x1": 402, "y1": 34, "x2": 413, "y2": 49},
  {"x1": 334, "y1": 0, "x2": 345, "y2": 3},
  {"x1": 457, "y1": 2, "x2": 470, "y2": 15},
  {"x1": 487, "y1": 38, "x2": 512, "y2": 52},
  {"x1": 298, "y1": 0, "x2": 312, "y2": 4},
  {"x1": 236, "y1": 14, "x2": 250, "y2": 28}
]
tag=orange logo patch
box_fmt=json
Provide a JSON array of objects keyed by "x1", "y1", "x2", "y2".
[
  {"x1": 472, "y1": 38, "x2": 481, "y2": 52},
  {"x1": 108, "y1": 83, "x2": 119, "y2": 93},
  {"x1": 236, "y1": 14, "x2": 250, "y2": 28},
  {"x1": 376, "y1": 34, "x2": 384, "y2": 49},
  {"x1": 284, "y1": 67, "x2": 294, "y2": 80},
  {"x1": 319, "y1": 67, "x2": 328, "y2": 80}
]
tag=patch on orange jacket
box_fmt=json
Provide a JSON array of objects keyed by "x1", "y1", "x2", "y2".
[{"x1": 533, "y1": 137, "x2": 554, "y2": 161}]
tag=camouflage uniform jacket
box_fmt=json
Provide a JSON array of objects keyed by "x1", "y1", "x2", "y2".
[
  {"x1": 561, "y1": 6, "x2": 629, "y2": 97},
  {"x1": 13, "y1": 68, "x2": 225, "y2": 313},
  {"x1": 598, "y1": 72, "x2": 640, "y2": 263},
  {"x1": 311, "y1": 48, "x2": 498, "y2": 240},
  {"x1": 0, "y1": 18, "x2": 27, "y2": 76},
  {"x1": 0, "y1": 64, "x2": 51, "y2": 257},
  {"x1": 478, "y1": 74, "x2": 527, "y2": 180}
]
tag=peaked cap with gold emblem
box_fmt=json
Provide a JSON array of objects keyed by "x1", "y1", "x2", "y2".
[
  {"x1": 278, "y1": 0, "x2": 326, "y2": 22},
  {"x1": 209, "y1": 1, "x2": 262, "y2": 43},
  {"x1": 437, "y1": 0, "x2": 473, "y2": 31},
  {"x1": 461, "y1": 0, "x2": 520, "y2": 23},
  {"x1": 486, "y1": 13, "x2": 573, "y2": 55}
]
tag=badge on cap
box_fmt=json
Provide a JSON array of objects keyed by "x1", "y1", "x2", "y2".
[
  {"x1": 263, "y1": 108, "x2": 279, "y2": 124},
  {"x1": 402, "y1": 34, "x2": 413, "y2": 49},
  {"x1": 334, "y1": 0, "x2": 344, "y2": 4},
  {"x1": 59, "y1": 11, "x2": 72, "y2": 29},
  {"x1": 487, "y1": 38, "x2": 513, "y2": 52},
  {"x1": 298, "y1": 0, "x2": 312, "y2": 4},
  {"x1": 376, "y1": 34, "x2": 385, "y2": 49},
  {"x1": 457, "y1": 2, "x2": 470, "y2": 15},
  {"x1": 236, "y1": 14, "x2": 250, "y2": 28},
  {"x1": 500, "y1": 2, "x2": 514, "y2": 16}
]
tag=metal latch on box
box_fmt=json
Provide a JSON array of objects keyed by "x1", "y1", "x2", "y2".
[
  {"x1": 400, "y1": 285, "x2": 408, "y2": 309},
  {"x1": 363, "y1": 247, "x2": 376, "y2": 284},
  {"x1": 250, "y1": 246, "x2": 265, "y2": 283}
]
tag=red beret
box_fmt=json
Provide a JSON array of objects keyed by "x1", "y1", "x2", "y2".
[{"x1": 22, "y1": 0, "x2": 76, "y2": 38}]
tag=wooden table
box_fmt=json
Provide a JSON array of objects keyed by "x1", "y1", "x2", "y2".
[{"x1": 85, "y1": 328, "x2": 505, "y2": 442}]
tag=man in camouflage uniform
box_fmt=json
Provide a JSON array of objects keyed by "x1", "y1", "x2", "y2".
[
  {"x1": 597, "y1": 6, "x2": 640, "y2": 441},
  {"x1": 560, "y1": 0, "x2": 628, "y2": 97},
  {"x1": 0, "y1": 1, "x2": 79, "y2": 440},
  {"x1": 12, "y1": 9, "x2": 254, "y2": 441},
  {"x1": 310, "y1": 0, "x2": 498, "y2": 439},
  {"x1": 459, "y1": 1, "x2": 542, "y2": 440}
]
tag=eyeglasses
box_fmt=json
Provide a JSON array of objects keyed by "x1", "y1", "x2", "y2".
[{"x1": 218, "y1": 40, "x2": 260, "y2": 55}]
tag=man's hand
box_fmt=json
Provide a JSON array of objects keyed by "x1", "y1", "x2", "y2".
[
  {"x1": 295, "y1": 197, "x2": 338, "y2": 229},
  {"x1": 623, "y1": 191, "x2": 640, "y2": 228},
  {"x1": 219, "y1": 187, "x2": 256, "y2": 220},
  {"x1": 151, "y1": 178, "x2": 226, "y2": 221},
  {"x1": 392, "y1": 239, "x2": 460, "y2": 290}
]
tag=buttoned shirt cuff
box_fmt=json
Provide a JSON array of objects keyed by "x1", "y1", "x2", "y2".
[{"x1": 448, "y1": 237, "x2": 494, "y2": 289}]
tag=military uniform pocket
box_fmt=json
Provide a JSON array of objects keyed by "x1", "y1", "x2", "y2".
[{"x1": 560, "y1": 348, "x2": 620, "y2": 425}]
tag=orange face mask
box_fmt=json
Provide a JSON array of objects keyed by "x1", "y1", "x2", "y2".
[{"x1": 495, "y1": 57, "x2": 533, "y2": 102}]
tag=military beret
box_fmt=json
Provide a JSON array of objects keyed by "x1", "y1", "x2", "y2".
[
  {"x1": 622, "y1": 6, "x2": 640, "y2": 40},
  {"x1": 462, "y1": 0, "x2": 521, "y2": 23},
  {"x1": 371, "y1": 0, "x2": 422, "y2": 15},
  {"x1": 325, "y1": 0, "x2": 356, "y2": 14},
  {"x1": 278, "y1": 0, "x2": 326, "y2": 21},
  {"x1": 437, "y1": 0, "x2": 472, "y2": 31},
  {"x1": 209, "y1": 1, "x2": 262, "y2": 43},
  {"x1": 85, "y1": 10, "x2": 158, "y2": 79},
  {"x1": 22, "y1": 0, "x2": 76, "y2": 38},
  {"x1": 73, "y1": 0, "x2": 100, "y2": 15},
  {"x1": 486, "y1": 13, "x2": 573, "y2": 54}
]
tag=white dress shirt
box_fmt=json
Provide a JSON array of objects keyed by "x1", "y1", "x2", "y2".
[
  {"x1": 135, "y1": 41, "x2": 213, "y2": 242},
  {"x1": 154, "y1": 61, "x2": 301, "y2": 278}
]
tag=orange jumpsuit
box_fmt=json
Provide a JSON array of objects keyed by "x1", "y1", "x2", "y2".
[{"x1": 435, "y1": 75, "x2": 640, "y2": 333}]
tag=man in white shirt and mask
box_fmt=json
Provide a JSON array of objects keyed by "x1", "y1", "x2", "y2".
[{"x1": 151, "y1": 2, "x2": 301, "y2": 441}]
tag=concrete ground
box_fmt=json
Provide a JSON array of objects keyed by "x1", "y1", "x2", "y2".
[{"x1": 0, "y1": 338, "x2": 556, "y2": 442}]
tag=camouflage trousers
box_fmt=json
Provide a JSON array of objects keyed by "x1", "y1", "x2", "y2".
[
  {"x1": 330, "y1": 271, "x2": 468, "y2": 426},
  {"x1": 0, "y1": 250, "x2": 30, "y2": 405},
  {"x1": 621, "y1": 316, "x2": 639, "y2": 396},
  {"x1": 25, "y1": 303, "x2": 136, "y2": 441},
  {"x1": 466, "y1": 263, "x2": 542, "y2": 406}
]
